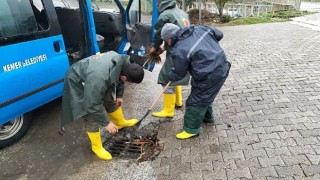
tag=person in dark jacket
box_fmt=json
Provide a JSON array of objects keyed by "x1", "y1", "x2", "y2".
[
  {"x1": 61, "y1": 51, "x2": 144, "y2": 160},
  {"x1": 149, "y1": 0, "x2": 190, "y2": 118},
  {"x1": 161, "y1": 23, "x2": 231, "y2": 139}
]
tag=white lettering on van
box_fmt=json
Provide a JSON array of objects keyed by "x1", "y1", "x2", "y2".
[
  {"x1": 2, "y1": 54, "x2": 48, "y2": 72},
  {"x1": 3, "y1": 61, "x2": 22, "y2": 72}
]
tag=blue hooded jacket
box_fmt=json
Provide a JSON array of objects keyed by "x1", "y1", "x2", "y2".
[{"x1": 168, "y1": 25, "x2": 231, "y2": 106}]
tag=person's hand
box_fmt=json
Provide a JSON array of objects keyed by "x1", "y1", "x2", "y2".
[
  {"x1": 159, "y1": 46, "x2": 165, "y2": 53},
  {"x1": 116, "y1": 98, "x2": 123, "y2": 106},
  {"x1": 149, "y1": 47, "x2": 156, "y2": 54},
  {"x1": 104, "y1": 122, "x2": 118, "y2": 134}
]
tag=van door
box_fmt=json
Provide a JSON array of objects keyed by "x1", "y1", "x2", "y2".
[
  {"x1": 122, "y1": 0, "x2": 158, "y2": 54},
  {"x1": 0, "y1": 0, "x2": 69, "y2": 148},
  {"x1": 0, "y1": 0, "x2": 70, "y2": 122},
  {"x1": 53, "y1": 0, "x2": 100, "y2": 62},
  {"x1": 91, "y1": 0, "x2": 125, "y2": 53},
  {"x1": 89, "y1": 0, "x2": 158, "y2": 56}
]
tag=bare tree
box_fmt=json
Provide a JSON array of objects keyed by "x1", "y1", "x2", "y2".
[
  {"x1": 213, "y1": 0, "x2": 230, "y2": 16},
  {"x1": 177, "y1": 0, "x2": 195, "y2": 10}
]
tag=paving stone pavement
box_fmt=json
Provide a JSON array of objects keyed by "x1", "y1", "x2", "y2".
[
  {"x1": 291, "y1": 13, "x2": 320, "y2": 31},
  {"x1": 152, "y1": 22, "x2": 320, "y2": 180}
]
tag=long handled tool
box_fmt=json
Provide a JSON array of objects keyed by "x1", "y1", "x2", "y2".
[{"x1": 136, "y1": 81, "x2": 172, "y2": 126}]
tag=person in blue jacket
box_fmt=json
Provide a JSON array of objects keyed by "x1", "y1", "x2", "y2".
[{"x1": 161, "y1": 23, "x2": 231, "y2": 139}]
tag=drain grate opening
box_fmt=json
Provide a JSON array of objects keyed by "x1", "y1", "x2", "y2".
[
  {"x1": 104, "y1": 137, "x2": 161, "y2": 161},
  {"x1": 109, "y1": 139, "x2": 142, "y2": 155},
  {"x1": 103, "y1": 122, "x2": 163, "y2": 162}
]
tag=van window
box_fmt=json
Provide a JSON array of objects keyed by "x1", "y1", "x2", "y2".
[
  {"x1": 91, "y1": 1, "x2": 121, "y2": 13},
  {"x1": 52, "y1": 0, "x2": 79, "y2": 9},
  {"x1": 127, "y1": 0, "x2": 153, "y2": 27},
  {"x1": 0, "y1": 0, "x2": 39, "y2": 38}
]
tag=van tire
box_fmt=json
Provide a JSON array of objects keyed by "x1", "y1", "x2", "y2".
[{"x1": 0, "y1": 113, "x2": 32, "y2": 149}]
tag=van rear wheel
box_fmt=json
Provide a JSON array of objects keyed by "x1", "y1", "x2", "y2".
[{"x1": 0, "y1": 113, "x2": 31, "y2": 149}]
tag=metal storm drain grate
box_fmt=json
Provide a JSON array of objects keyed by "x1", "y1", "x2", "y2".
[
  {"x1": 108, "y1": 138, "x2": 142, "y2": 158},
  {"x1": 104, "y1": 137, "x2": 161, "y2": 161},
  {"x1": 103, "y1": 123, "x2": 163, "y2": 162}
]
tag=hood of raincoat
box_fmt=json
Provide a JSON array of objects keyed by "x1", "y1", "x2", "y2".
[{"x1": 158, "y1": 0, "x2": 176, "y2": 13}]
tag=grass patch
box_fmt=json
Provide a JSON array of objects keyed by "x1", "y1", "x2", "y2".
[
  {"x1": 215, "y1": 10, "x2": 315, "y2": 26},
  {"x1": 302, "y1": 0, "x2": 320, "y2": 2},
  {"x1": 272, "y1": 10, "x2": 315, "y2": 18},
  {"x1": 221, "y1": 17, "x2": 287, "y2": 26}
]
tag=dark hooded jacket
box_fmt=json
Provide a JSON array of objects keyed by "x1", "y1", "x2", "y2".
[
  {"x1": 153, "y1": 0, "x2": 190, "y2": 86},
  {"x1": 168, "y1": 26, "x2": 231, "y2": 106},
  {"x1": 61, "y1": 51, "x2": 130, "y2": 128}
]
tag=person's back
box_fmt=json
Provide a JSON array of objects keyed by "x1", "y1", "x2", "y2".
[
  {"x1": 173, "y1": 25, "x2": 229, "y2": 82},
  {"x1": 169, "y1": 25, "x2": 231, "y2": 106},
  {"x1": 70, "y1": 52, "x2": 115, "y2": 82}
]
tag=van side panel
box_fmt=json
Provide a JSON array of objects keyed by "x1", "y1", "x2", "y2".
[{"x1": 0, "y1": 35, "x2": 69, "y2": 124}]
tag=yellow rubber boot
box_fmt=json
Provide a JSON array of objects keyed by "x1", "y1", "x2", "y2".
[
  {"x1": 152, "y1": 94, "x2": 176, "y2": 118},
  {"x1": 176, "y1": 131, "x2": 198, "y2": 140},
  {"x1": 87, "y1": 131, "x2": 112, "y2": 160},
  {"x1": 175, "y1": 86, "x2": 183, "y2": 108},
  {"x1": 107, "y1": 107, "x2": 138, "y2": 129}
]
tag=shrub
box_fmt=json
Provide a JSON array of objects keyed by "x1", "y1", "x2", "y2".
[{"x1": 220, "y1": 15, "x2": 231, "y2": 23}]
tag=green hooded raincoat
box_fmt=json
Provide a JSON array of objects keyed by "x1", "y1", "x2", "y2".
[
  {"x1": 61, "y1": 51, "x2": 129, "y2": 128},
  {"x1": 153, "y1": 0, "x2": 190, "y2": 86}
]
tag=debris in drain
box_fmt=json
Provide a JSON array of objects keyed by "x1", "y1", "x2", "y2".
[
  {"x1": 109, "y1": 138, "x2": 142, "y2": 154},
  {"x1": 103, "y1": 122, "x2": 163, "y2": 162}
]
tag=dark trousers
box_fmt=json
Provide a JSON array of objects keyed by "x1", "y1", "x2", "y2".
[{"x1": 183, "y1": 103, "x2": 214, "y2": 134}]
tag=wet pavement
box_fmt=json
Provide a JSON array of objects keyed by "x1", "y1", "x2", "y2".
[
  {"x1": 291, "y1": 2, "x2": 320, "y2": 31},
  {"x1": 153, "y1": 22, "x2": 320, "y2": 179},
  {"x1": 291, "y1": 13, "x2": 320, "y2": 31},
  {"x1": 0, "y1": 61, "x2": 172, "y2": 179},
  {"x1": 1, "y1": 15, "x2": 320, "y2": 180}
]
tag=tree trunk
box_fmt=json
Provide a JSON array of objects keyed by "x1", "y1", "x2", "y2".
[
  {"x1": 214, "y1": 0, "x2": 228, "y2": 17},
  {"x1": 218, "y1": 7, "x2": 224, "y2": 16}
]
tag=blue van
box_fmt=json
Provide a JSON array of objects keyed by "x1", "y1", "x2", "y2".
[{"x1": 0, "y1": 0, "x2": 158, "y2": 148}]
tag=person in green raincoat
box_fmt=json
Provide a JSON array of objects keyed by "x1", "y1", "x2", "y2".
[
  {"x1": 61, "y1": 51, "x2": 144, "y2": 160},
  {"x1": 149, "y1": 0, "x2": 190, "y2": 118}
]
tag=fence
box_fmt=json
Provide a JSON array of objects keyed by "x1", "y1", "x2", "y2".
[{"x1": 184, "y1": 1, "x2": 296, "y2": 17}]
